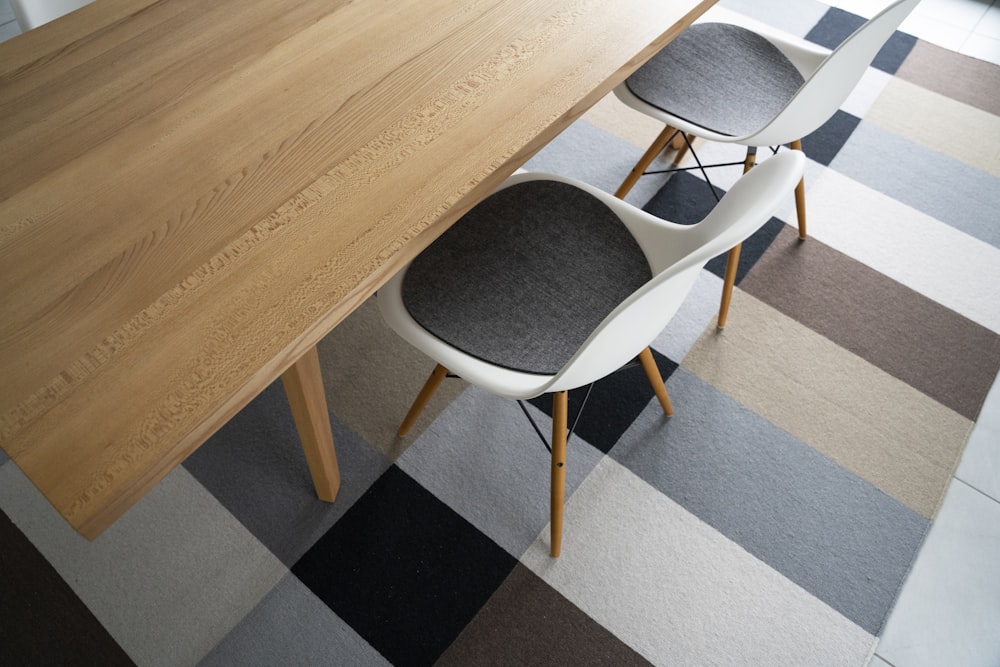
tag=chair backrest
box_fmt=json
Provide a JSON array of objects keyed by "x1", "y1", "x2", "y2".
[
  {"x1": 10, "y1": 0, "x2": 94, "y2": 31},
  {"x1": 748, "y1": 0, "x2": 920, "y2": 146},
  {"x1": 546, "y1": 150, "x2": 806, "y2": 393}
]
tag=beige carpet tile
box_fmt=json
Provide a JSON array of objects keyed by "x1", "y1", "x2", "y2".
[
  {"x1": 681, "y1": 291, "x2": 972, "y2": 519},
  {"x1": 864, "y1": 76, "x2": 1000, "y2": 178},
  {"x1": 895, "y1": 40, "x2": 1000, "y2": 117},
  {"x1": 741, "y1": 225, "x2": 1000, "y2": 421}
]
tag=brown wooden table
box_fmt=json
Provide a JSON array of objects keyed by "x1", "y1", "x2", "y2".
[{"x1": 0, "y1": 0, "x2": 713, "y2": 539}]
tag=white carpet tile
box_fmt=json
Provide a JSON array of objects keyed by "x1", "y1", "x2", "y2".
[{"x1": 522, "y1": 458, "x2": 878, "y2": 666}]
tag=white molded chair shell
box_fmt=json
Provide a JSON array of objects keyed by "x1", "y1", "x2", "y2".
[
  {"x1": 613, "y1": 0, "x2": 920, "y2": 147},
  {"x1": 10, "y1": 0, "x2": 94, "y2": 31},
  {"x1": 378, "y1": 150, "x2": 806, "y2": 400}
]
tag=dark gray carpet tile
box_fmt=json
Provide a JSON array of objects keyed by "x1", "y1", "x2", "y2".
[
  {"x1": 612, "y1": 368, "x2": 930, "y2": 635},
  {"x1": 0, "y1": 447, "x2": 8, "y2": 466},
  {"x1": 802, "y1": 109, "x2": 862, "y2": 166},
  {"x1": 642, "y1": 171, "x2": 788, "y2": 285},
  {"x1": 742, "y1": 225, "x2": 1000, "y2": 421},
  {"x1": 625, "y1": 22, "x2": 804, "y2": 137},
  {"x1": 292, "y1": 465, "x2": 517, "y2": 667},
  {"x1": 897, "y1": 40, "x2": 1000, "y2": 116},
  {"x1": 200, "y1": 574, "x2": 389, "y2": 666},
  {"x1": 436, "y1": 564, "x2": 652, "y2": 667},
  {"x1": 0, "y1": 510, "x2": 134, "y2": 666},
  {"x1": 805, "y1": 7, "x2": 916, "y2": 74},
  {"x1": 832, "y1": 120, "x2": 1000, "y2": 249},
  {"x1": 527, "y1": 348, "x2": 678, "y2": 454},
  {"x1": 184, "y1": 381, "x2": 391, "y2": 566},
  {"x1": 402, "y1": 180, "x2": 650, "y2": 375}
]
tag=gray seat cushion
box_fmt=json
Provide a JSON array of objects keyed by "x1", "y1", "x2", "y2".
[
  {"x1": 626, "y1": 22, "x2": 806, "y2": 137},
  {"x1": 401, "y1": 180, "x2": 651, "y2": 375}
]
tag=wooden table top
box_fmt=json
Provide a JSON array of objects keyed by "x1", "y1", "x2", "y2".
[{"x1": 0, "y1": 0, "x2": 713, "y2": 538}]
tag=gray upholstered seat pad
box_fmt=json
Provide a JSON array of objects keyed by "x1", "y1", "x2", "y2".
[
  {"x1": 626, "y1": 22, "x2": 806, "y2": 137},
  {"x1": 401, "y1": 180, "x2": 652, "y2": 375}
]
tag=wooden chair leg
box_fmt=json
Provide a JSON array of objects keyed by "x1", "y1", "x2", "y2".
[
  {"x1": 398, "y1": 364, "x2": 449, "y2": 436},
  {"x1": 614, "y1": 125, "x2": 676, "y2": 199},
  {"x1": 790, "y1": 139, "x2": 807, "y2": 238},
  {"x1": 638, "y1": 347, "x2": 673, "y2": 416},
  {"x1": 550, "y1": 390, "x2": 569, "y2": 558},
  {"x1": 717, "y1": 147, "x2": 757, "y2": 329},
  {"x1": 717, "y1": 244, "x2": 741, "y2": 329}
]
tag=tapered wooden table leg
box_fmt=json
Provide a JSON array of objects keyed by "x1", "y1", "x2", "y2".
[{"x1": 281, "y1": 346, "x2": 341, "y2": 502}]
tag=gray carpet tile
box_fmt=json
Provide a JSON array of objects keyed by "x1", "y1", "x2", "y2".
[
  {"x1": 611, "y1": 368, "x2": 929, "y2": 635},
  {"x1": 184, "y1": 382, "x2": 392, "y2": 566},
  {"x1": 397, "y1": 386, "x2": 605, "y2": 558},
  {"x1": 199, "y1": 574, "x2": 389, "y2": 667},
  {"x1": 831, "y1": 120, "x2": 1000, "y2": 249}
]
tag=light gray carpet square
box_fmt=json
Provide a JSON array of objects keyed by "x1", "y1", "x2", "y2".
[
  {"x1": 523, "y1": 118, "x2": 670, "y2": 206},
  {"x1": 397, "y1": 385, "x2": 604, "y2": 558},
  {"x1": 831, "y1": 120, "x2": 1000, "y2": 249},
  {"x1": 610, "y1": 367, "x2": 929, "y2": 634},
  {"x1": 199, "y1": 573, "x2": 390, "y2": 667}
]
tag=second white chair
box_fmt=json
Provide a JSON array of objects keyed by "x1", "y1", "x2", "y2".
[
  {"x1": 379, "y1": 151, "x2": 805, "y2": 557},
  {"x1": 613, "y1": 0, "x2": 920, "y2": 327}
]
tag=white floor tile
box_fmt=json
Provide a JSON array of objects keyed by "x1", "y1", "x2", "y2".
[
  {"x1": 956, "y1": 372, "x2": 1000, "y2": 501},
  {"x1": 876, "y1": 479, "x2": 1000, "y2": 667},
  {"x1": 961, "y1": 32, "x2": 1000, "y2": 64},
  {"x1": 976, "y1": 3, "x2": 1000, "y2": 38},
  {"x1": 912, "y1": 0, "x2": 991, "y2": 30},
  {"x1": 899, "y1": 13, "x2": 970, "y2": 49}
]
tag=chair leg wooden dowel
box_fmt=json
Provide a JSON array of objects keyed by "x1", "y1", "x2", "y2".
[
  {"x1": 716, "y1": 147, "x2": 758, "y2": 329},
  {"x1": 790, "y1": 139, "x2": 807, "y2": 238},
  {"x1": 550, "y1": 391, "x2": 569, "y2": 558},
  {"x1": 717, "y1": 243, "x2": 742, "y2": 329},
  {"x1": 638, "y1": 347, "x2": 673, "y2": 416},
  {"x1": 398, "y1": 364, "x2": 449, "y2": 436},
  {"x1": 614, "y1": 125, "x2": 676, "y2": 199}
]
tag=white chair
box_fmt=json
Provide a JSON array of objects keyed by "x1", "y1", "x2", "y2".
[
  {"x1": 378, "y1": 151, "x2": 805, "y2": 557},
  {"x1": 613, "y1": 0, "x2": 920, "y2": 327},
  {"x1": 10, "y1": 0, "x2": 94, "y2": 31}
]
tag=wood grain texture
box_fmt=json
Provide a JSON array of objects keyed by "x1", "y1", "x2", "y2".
[{"x1": 0, "y1": 0, "x2": 713, "y2": 538}]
